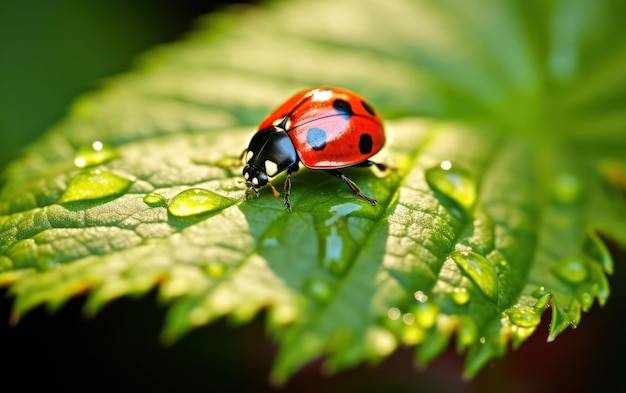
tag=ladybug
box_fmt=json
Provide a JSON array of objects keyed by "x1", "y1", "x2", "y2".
[{"x1": 242, "y1": 87, "x2": 386, "y2": 211}]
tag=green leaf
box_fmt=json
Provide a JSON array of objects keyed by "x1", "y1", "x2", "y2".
[{"x1": 1, "y1": 0, "x2": 625, "y2": 384}]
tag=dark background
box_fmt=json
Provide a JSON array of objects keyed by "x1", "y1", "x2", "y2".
[
  {"x1": 1, "y1": 1, "x2": 624, "y2": 392},
  {"x1": 0, "y1": 0, "x2": 251, "y2": 171}
]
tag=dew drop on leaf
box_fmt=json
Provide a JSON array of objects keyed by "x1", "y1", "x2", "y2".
[
  {"x1": 261, "y1": 238, "x2": 280, "y2": 247},
  {"x1": 58, "y1": 169, "x2": 134, "y2": 203},
  {"x1": 414, "y1": 290, "x2": 428, "y2": 302},
  {"x1": 167, "y1": 188, "x2": 234, "y2": 218},
  {"x1": 143, "y1": 192, "x2": 168, "y2": 207},
  {"x1": 576, "y1": 283, "x2": 598, "y2": 310},
  {"x1": 506, "y1": 308, "x2": 541, "y2": 328},
  {"x1": 387, "y1": 307, "x2": 401, "y2": 320},
  {"x1": 73, "y1": 141, "x2": 119, "y2": 168},
  {"x1": 270, "y1": 304, "x2": 299, "y2": 326},
  {"x1": 509, "y1": 321, "x2": 536, "y2": 346},
  {"x1": 532, "y1": 286, "x2": 549, "y2": 298},
  {"x1": 577, "y1": 291, "x2": 594, "y2": 310},
  {"x1": 205, "y1": 263, "x2": 226, "y2": 277},
  {"x1": 402, "y1": 325, "x2": 425, "y2": 345},
  {"x1": 451, "y1": 287, "x2": 470, "y2": 305},
  {"x1": 583, "y1": 229, "x2": 614, "y2": 274},
  {"x1": 532, "y1": 286, "x2": 551, "y2": 308},
  {"x1": 425, "y1": 161, "x2": 476, "y2": 210},
  {"x1": 552, "y1": 256, "x2": 588, "y2": 284},
  {"x1": 321, "y1": 203, "x2": 361, "y2": 276},
  {"x1": 304, "y1": 278, "x2": 334, "y2": 303},
  {"x1": 551, "y1": 173, "x2": 582, "y2": 204},
  {"x1": 401, "y1": 312, "x2": 415, "y2": 325},
  {"x1": 323, "y1": 226, "x2": 348, "y2": 276},
  {"x1": 449, "y1": 250, "x2": 498, "y2": 302},
  {"x1": 365, "y1": 327, "x2": 397, "y2": 357},
  {"x1": 456, "y1": 316, "x2": 478, "y2": 351},
  {"x1": 414, "y1": 302, "x2": 438, "y2": 329}
]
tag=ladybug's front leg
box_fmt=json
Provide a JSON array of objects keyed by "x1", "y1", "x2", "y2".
[{"x1": 325, "y1": 169, "x2": 378, "y2": 206}]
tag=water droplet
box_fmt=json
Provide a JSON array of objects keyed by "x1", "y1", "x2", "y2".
[
  {"x1": 577, "y1": 292, "x2": 594, "y2": 310},
  {"x1": 365, "y1": 327, "x2": 396, "y2": 356},
  {"x1": 576, "y1": 283, "x2": 598, "y2": 310},
  {"x1": 211, "y1": 156, "x2": 242, "y2": 169},
  {"x1": 221, "y1": 181, "x2": 243, "y2": 192},
  {"x1": 270, "y1": 304, "x2": 298, "y2": 326},
  {"x1": 304, "y1": 278, "x2": 334, "y2": 303},
  {"x1": 205, "y1": 263, "x2": 226, "y2": 277},
  {"x1": 456, "y1": 316, "x2": 478, "y2": 349},
  {"x1": 451, "y1": 287, "x2": 470, "y2": 305},
  {"x1": 535, "y1": 295, "x2": 551, "y2": 309},
  {"x1": 425, "y1": 161, "x2": 476, "y2": 209},
  {"x1": 532, "y1": 286, "x2": 549, "y2": 298},
  {"x1": 552, "y1": 173, "x2": 582, "y2": 204},
  {"x1": 552, "y1": 256, "x2": 588, "y2": 284},
  {"x1": 479, "y1": 336, "x2": 486, "y2": 344},
  {"x1": 414, "y1": 290, "x2": 428, "y2": 302},
  {"x1": 320, "y1": 203, "x2": 361, "y2": 276},
  {"x1": 401, "y1": 325, "x2": 425, "y2": 345},
  {"x1": 74, "y1": 141, "x2": 119, "y2": 168},
  {"x1": 58, "y1": 169, "x2": 134, "y2": 203},
  {"x1": 512, "y1": 327, "x2": 536, "y2": 347},
  {"x1": 167, "y1": 188, "x2": 234, "y2": 218},
  {"x1": 583, "y1": 229, "x2": 613, "y2": 274},
  {"x1": 143, "y1": 192, "x2": 167, "y2": 207},
  {"x1": 387, "y1": 307, "x2": 401, "y2": 320},
  {"x1": 414, "y1": 302, "x2": 438, "y2": 329},
  {"x1": 323, "y1": 226, "x2": 349, "y2": 276},
  {"x1": 261, "y1": 238, "x2": 280, "y2": 247},
  {"x1": 402, "y1": 313, "x2": 415, "y2": 325},
  {"x1": 506, "y1": 308, "x2": 541, "y2": 328},
  {"x1": 532, "y1": 287, "x2": 551, "y2": 308},
  {"x1": 450, "y1": 250, "x2": 498, "y2": 302}
]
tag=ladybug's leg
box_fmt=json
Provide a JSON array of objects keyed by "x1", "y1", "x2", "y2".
[
  {"x1": 283, "y1": 167, "x2": 295, "y2": 211},
  {"x1": 325, "y1": 169, "x2": 377, "y2": 206}
]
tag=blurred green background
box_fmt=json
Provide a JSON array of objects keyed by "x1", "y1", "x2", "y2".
[
  {"x1": 1, "y1": 1, "x2": 624, "y2": 392},
  {"x1": 0, "y1": 0, "x2": 244, "y2": 172}
]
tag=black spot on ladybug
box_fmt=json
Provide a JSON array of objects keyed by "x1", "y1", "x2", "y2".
[
  {"x1": 359, "y1": 134, "x2": 373, "y2": 155},
  {"x1": 361, "y1": 100, "x2": 376, "y2": 116},
  {"x1": 307, "y1": 127, "x2": 327, "y2": 151},
  {"x1": 333, "y1": 99, "x2": 354, "y2": 120}
]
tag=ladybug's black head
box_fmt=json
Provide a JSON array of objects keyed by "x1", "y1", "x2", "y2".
[
  {"x1": 242, "y1": 165, "x2": 269, "y2": 191},
  {"x1": 241, "y1": 126, "x2": 298, "y2": 199}
]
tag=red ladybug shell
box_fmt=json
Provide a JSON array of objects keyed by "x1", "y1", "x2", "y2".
[{"x1": 257, "y1": 87, "x2": 385, "y2": 169}]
